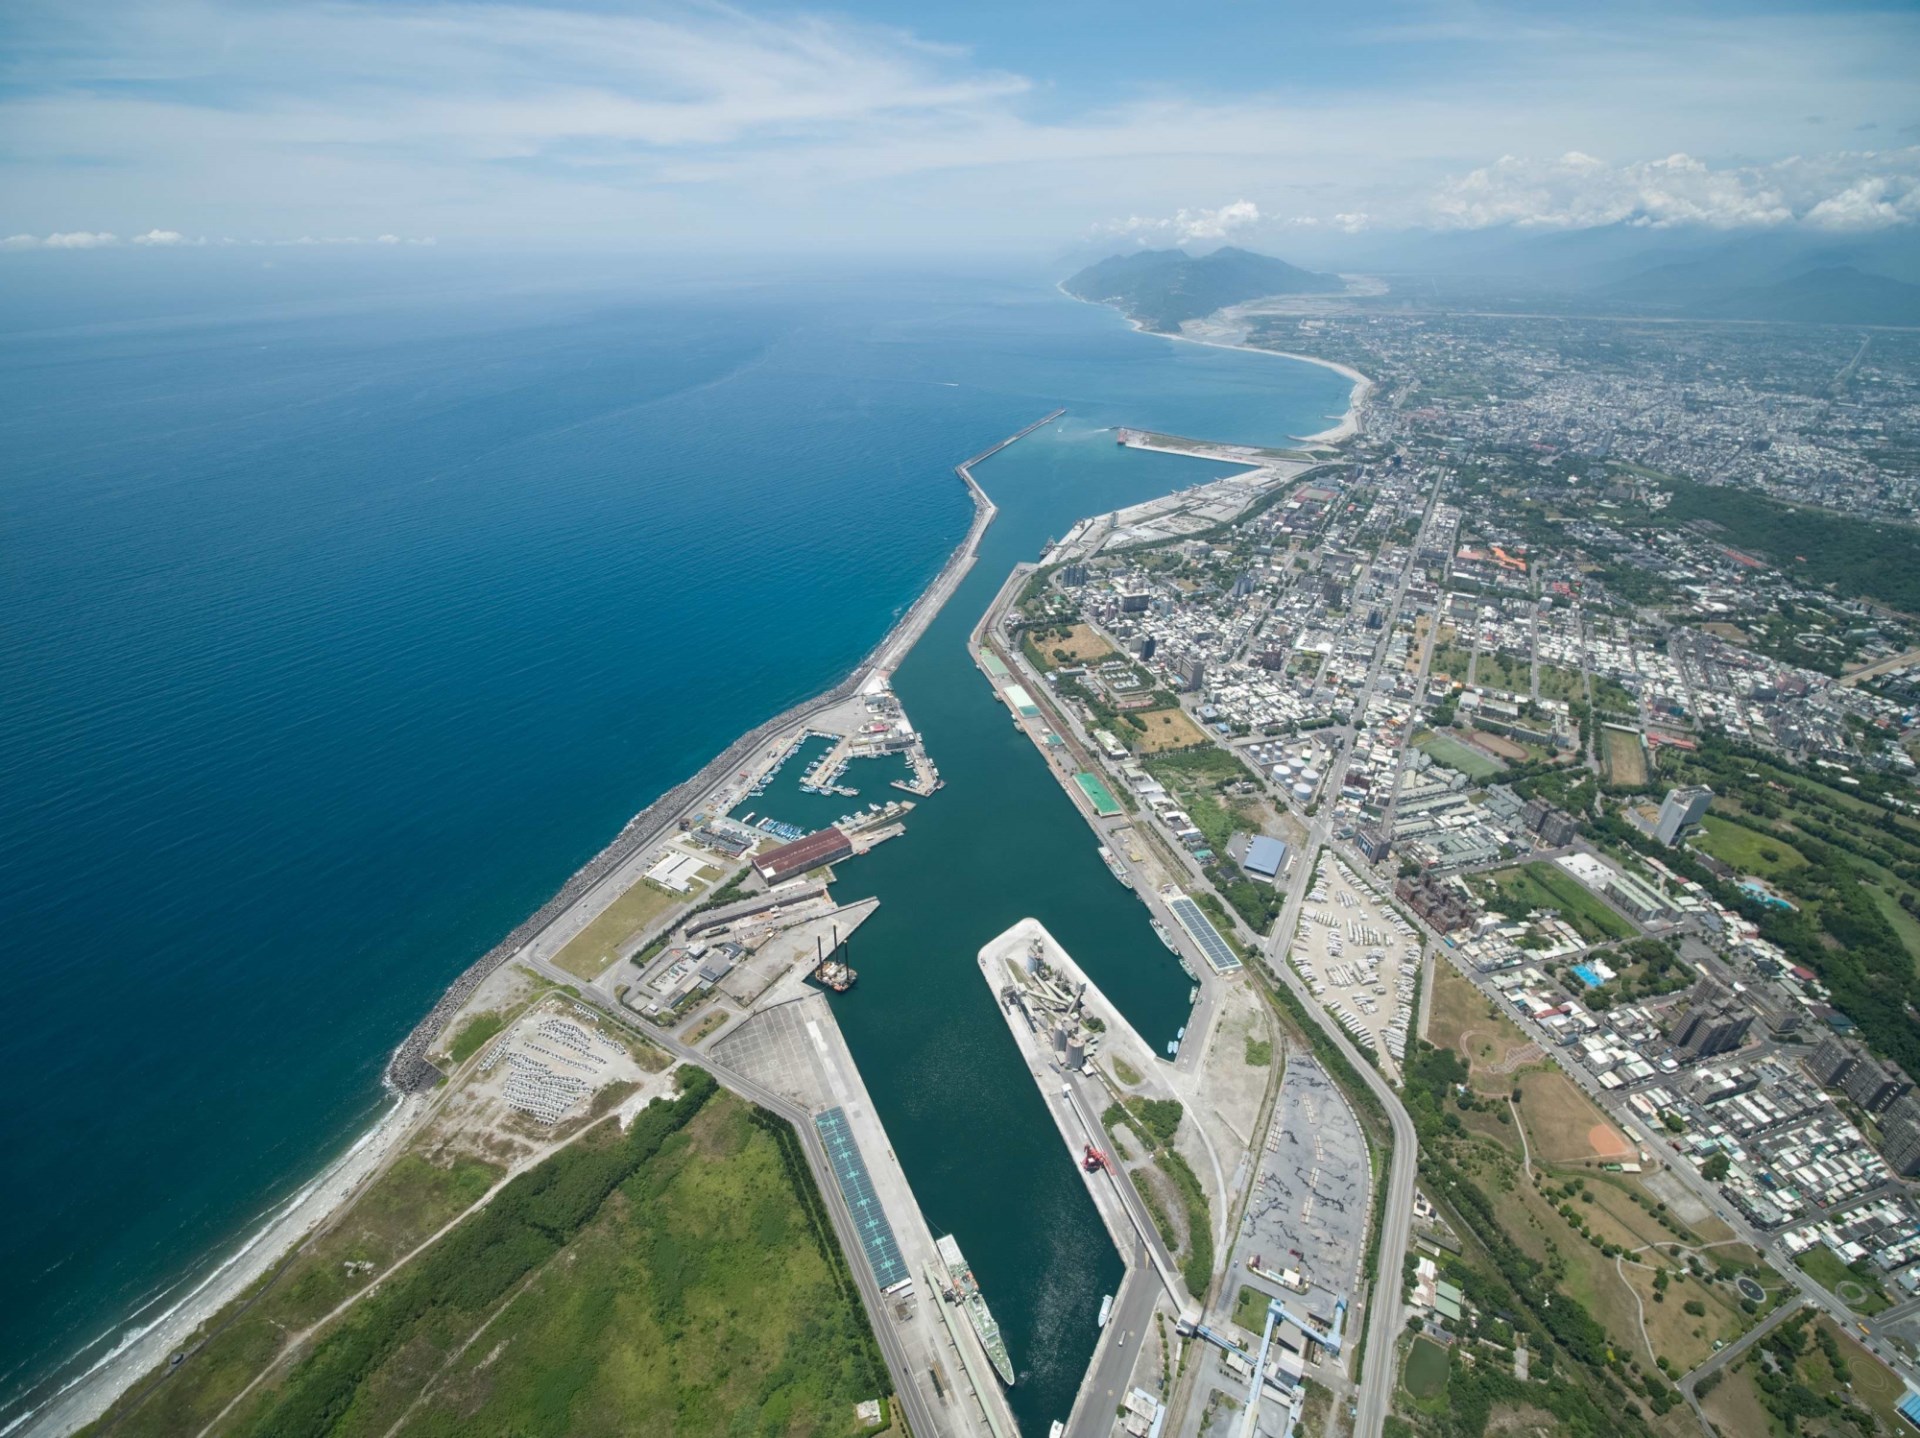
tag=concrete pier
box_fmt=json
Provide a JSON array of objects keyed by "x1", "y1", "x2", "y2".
[{"x1": 710, "y1": 992, "x2": 1018, "y2": 1438}]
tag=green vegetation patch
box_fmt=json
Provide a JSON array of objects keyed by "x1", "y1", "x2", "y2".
[
  {"x1": 1245, "y1": 1036, "x2": 1273, "y2": 1067},
  {"x1": 1233, "y1": 1283, "x2": 1278, "y2": 1335},
  {"x1": 212, "y1": 1072, "x2": 891, "y2": 1438},
  {"x1": 447, "y1": 1011, "x2": 506, "y2": 1064},
  {"x1": 1794, "y1": 1243, "x2": 1892, "y2": 1316},
  {"x1": 1656, "y1": 472, "x2": 1920, "y2": 613},
  {"x1": 1478, "y1": 861, "x2": 1634, "y2": 943},
  {"x1": 1692, "y1": 814, "x2": 1806, "y2": 878}
]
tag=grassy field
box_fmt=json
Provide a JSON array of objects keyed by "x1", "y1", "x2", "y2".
[
  {"x1": 1536, "y1": 663, "x2": 1586, "y2": 701},
  {"x1": 1602, "y1": 728, "x2": 1649, "y2": 787},
  {"x1": 1482, "y1": 862, "x2": 1636, "y2": 943},
  {"x1": 376, "y1": 1092, "x2": 884, "y2": 1438},
  {"x1": 1866, "y1": 883, "x2": 1920, "y2": 974},
  {"x1": 1691, "y1": 815, "x2": 1806, "y2": 880},
  {"x1": 1233, "y1": 1282, "x2": 1278, "y2": 1335},
  {"x1": 163, "y1": 1081, "x2": 889, "y2": 1438},
  {"x1": 1128, "y1": 706, "x2": 1210, "y2": 754},
  {"x1": 1590, "y1": 675, "x2": 1638, "y2": 716},
  {"x1": 81, "y1": 1153, "x2": 504, "y2": 1437},
  {"x1": 1796, "y1": 1244, "x2": 1893, "y2": 1315},
  {"x1": 1425, "y1": 962, "x2": 1536, "y2": 1094},
  {"x1": 1429, "y1": 643, "x2": 1475, "y2": 682},
  {"x1": 552, "y1": 876, "x2": 699, "y2": 981},
  {"x1": 1474, "y1": 649, "x2": 1531, "y2": 696},
  {"x1": 1419, "y1": 732, "x2": 1501, "y2": 779}
]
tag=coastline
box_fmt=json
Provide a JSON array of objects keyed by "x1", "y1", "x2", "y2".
[
  {"x1": 20, "y1": 411, "x2": 1028, "y2": 1438},
  {"x1": 24, "y1": 285, "x2": 1360, "y2": 1435},
  {"x1": 18, "y1": 1092, "x2": 423, "y2": 1438},
  {"x1": 1053, "y1": 281, "x2": 1373, "y2": 445}
]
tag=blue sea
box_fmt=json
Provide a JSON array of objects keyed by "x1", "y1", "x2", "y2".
[{"x1": 0, "y1": 253, "x2": 1351, "y2": 1430}]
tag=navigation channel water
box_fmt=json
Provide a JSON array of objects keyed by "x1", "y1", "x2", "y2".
[
  {"x1": 830, "y1": 422, "x2": 1325, "y2": 1433},
  {"x1": 0, "y1": 262, "x2": 1349, "y2": 1428}
]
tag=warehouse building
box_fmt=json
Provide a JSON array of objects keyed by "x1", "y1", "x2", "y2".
[{"x1": 753, "y1": 826, "x2": 853, "y2": 885}]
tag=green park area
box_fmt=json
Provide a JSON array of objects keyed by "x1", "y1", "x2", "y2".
[
  {"x1": 1794, "y1": 1243, "x2": 1893, "y2": 1316},
  {"x1": 87, "y1": 1074, "x2": 889, "y2": 1438},
  {"x1": 1476, "y1": 861, "x2": 1635, "y2": 943}
]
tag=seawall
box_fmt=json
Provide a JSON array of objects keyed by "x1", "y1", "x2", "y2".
[{"x1": 383, "y1": 411, "x2": 1060, "y2": 1091}]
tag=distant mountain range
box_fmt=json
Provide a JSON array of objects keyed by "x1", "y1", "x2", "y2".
[{"x1": 1062, "y1": 246, "x2": 1345, "y2": 331}]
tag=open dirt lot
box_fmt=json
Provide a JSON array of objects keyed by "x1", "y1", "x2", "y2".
[
  {"x1": 1131, "y1": 706, "x2": 1212, "y2": 753},
  {"x1": 1047, "y1": 622, "x2": 1117, "y2": 664},
  {"x1": 1516, "y1": 1068, "x2": 1633, "y2": 1164}
]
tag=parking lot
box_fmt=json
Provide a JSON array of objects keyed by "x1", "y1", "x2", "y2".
[{"x1": 1288, "y1": 855, "x2": 1420, "y2": 1074}]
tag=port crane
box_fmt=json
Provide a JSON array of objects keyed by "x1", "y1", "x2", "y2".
[
  {"x1": 1179, "y1": 1290, "x2": 1346, "y2": 1438},
  {"x1": 1082, "y1": 1144, "x2": 1110, "y2": 1173}
]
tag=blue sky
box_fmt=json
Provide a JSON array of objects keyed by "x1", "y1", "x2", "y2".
[{"x1": 3, "y1": 0, "x2": 1918, "y2": 252}]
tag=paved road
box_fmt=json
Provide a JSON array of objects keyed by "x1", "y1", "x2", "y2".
[
  {"x1": 1070, "y1": 1250, "x2": 1161, "y2": 1438},
  {"x1": 1678, "y1": 1294, "x2": 1804, "y2": 1424}
]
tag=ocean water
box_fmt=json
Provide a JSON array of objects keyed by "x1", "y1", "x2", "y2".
[{"x1": 0, "y1": 258, "x2": 1351, "y2": 1430}]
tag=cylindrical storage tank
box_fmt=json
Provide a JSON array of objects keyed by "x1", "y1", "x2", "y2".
[
  {"x1": 1302, "y1": 769, "x2": 1321, "y2": 785},
  {"x1": 1271, "y1": 765, "x2": 1289, "y2": 782},
  {"x1": 1053, "y1": 1024, "x2": 1070, "y2": 1054},
  {"x1": 1066, "y1": 1038, "x2": 1086, "y2": 1069},
  {"x1": 1294, "y1": 782, "x2": 1313, "y2": 800}
]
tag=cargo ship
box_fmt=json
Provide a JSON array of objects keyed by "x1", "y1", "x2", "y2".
[
  {"x1": 935, "y1": 1234, "x2": 1014, "y2": 1386},
  {"x1": 1097, "y1": 845, "x2": 1133, "y2": 890}
]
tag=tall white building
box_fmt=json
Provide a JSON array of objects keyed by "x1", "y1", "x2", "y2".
[{"x1": 1655, "y1": 785, "x2": 1712, "y2": 846}]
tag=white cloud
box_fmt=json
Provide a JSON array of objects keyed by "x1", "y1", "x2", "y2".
[
  {"x1": 131, "y1": 228, "x2": 193, "y2": 245},
  {"x1": 1422, "y1": 148, "x2": 1919, "y2": 231},
  {"x1": 1, "y1": 230, "x2": 120, "y2": 249},
  {"x1": 1096, "y1": 199, "x2": 1261, "y2": 246},
  {"x1": 1, "y1": 2, "x2": 1917, "y2": 246}
]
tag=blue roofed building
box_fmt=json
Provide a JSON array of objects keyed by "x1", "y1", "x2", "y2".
[{"x1": 1245, "y1": 835, "x2": 1289, "y2": 880}]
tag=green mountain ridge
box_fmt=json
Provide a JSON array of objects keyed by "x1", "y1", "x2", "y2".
[{"x1": 1063, "y1": 246, "x2": 1345, "y2": 331}]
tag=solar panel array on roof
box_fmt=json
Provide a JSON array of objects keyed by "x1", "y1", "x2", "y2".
[
  {"x1": 1168, "y1": 894, "x2": 1242, "y2": 973},
  {"x1": 813, "y1": 1107, "x2": 908, "y2": 1290}
]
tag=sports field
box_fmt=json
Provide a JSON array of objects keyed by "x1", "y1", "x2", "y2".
[
  {"x1": 1602, "y1": 727, "x2": 1648, "y2": 786},
  {"x1": 1419, "y1": 732, "x2": 1500, "y2": 779}
]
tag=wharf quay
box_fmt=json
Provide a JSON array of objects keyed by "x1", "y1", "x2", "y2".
[
  {"x1": 969, "y1": 562, "x2": 1224, "y2": 1079},
  {"x1": 384, "y1": 409, "x2": 1053, "y2": 1093},
  {"x1": 976, "y1": 920, "x2": 1185, "y2": 1438}
]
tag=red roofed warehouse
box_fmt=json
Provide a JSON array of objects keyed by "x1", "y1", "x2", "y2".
[{"x1": 753, "y1": 826, "x2": 853, "y2": 885}]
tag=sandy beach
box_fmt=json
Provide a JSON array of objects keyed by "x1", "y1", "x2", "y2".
[
  {"x1": 1056, "y1": 281, "x2": 1376, "y2": 447},
  {"x1": 21, "y1": 1092, "x2": 426, "y2": 1438}
]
